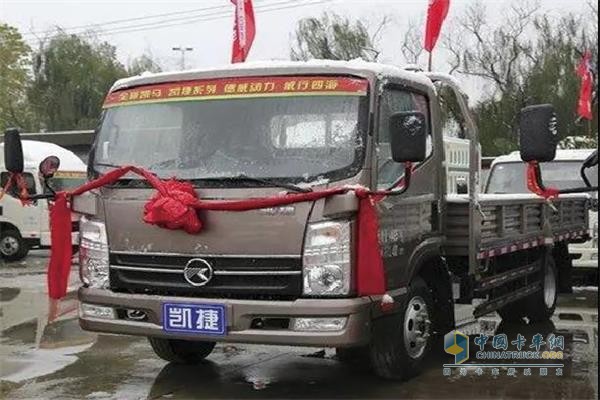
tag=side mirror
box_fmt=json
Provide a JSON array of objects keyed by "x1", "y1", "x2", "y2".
[
  {"x1": 39, "y1": 156, "x2": 61, "y2": 179},
  {"x1": 3, "y1": 128, "x2": 24, "y2": 173},
  {"x1": 389, "y1": 111, "x2": 427, "y2": 163},
  {"x1": 519, "y1": 104, "x2": 558, "y2": 162}
]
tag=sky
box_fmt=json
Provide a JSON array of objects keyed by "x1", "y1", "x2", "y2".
[{"x1": 0, "y1": 0, "x2": 590, "y2": 81}]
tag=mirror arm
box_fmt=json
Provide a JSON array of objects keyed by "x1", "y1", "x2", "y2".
[
  {"x1": 386, "y1": 162, "x2": 413, "y2": 196},
  {"x1": 558, "y1": 186, "x2": 599, "y2": 195},
  {"x1": 43, "y1": 176, "x2": 57, "y2": 197},
  {"x1": 580, "y1": 164, "x2": 592, "y2": 188}
]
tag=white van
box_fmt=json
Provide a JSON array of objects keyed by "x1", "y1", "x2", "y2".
[{"x1": 0, "y1": 141, "x2": 87, "y2": 261}]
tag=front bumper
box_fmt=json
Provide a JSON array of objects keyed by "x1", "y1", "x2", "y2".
[{"x1": 78, "y1": 288, "x2": 373, "y2": 347}]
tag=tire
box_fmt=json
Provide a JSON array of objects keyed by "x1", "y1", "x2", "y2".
[
  {"x1": 497, "y1": 301, "x2": 527, "y2": 322},
  {"x1": 0, "y1": 228, "x2": 29, "y2": 262},
  {"x1": 370, "y1": 277, "x2": 435, "y2": 380},
  {"x1": 497, "y1": 251, "x2": 558, "y2": 323},
  {"x1": 148, "y1": 337, "x2": 215, "y2": 364},
  {"x1": 525, "y1": 253, "x2": 558, "y2": 322},
  {"x1": 553, "y1": 243, "x2": 572, "y2": 294}
]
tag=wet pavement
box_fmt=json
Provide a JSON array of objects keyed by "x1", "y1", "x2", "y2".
[{"x1": 1, "y1": 252, "x2": 598, "y2": 400}]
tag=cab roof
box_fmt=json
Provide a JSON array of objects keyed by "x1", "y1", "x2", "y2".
[
  {"x1": 0, "y1": 140, "x2": 86, "y2": 171},
  {"x1": 492, "y1": 149, "x2": 596, "y2": 166},
  {"x1": 110, "y1": 59, "x2": 435, "y2": 93}
]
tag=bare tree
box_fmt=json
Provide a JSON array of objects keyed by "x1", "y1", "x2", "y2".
[
  {"x1": 445, "y1": 0, "x2": 540, "y2": 95},
  {"x1": 290, "y1": 13, "x2": 387, "y2": 62},
  {"x1": 399, "y1": 16, "x2": 425, "y2": 65}
]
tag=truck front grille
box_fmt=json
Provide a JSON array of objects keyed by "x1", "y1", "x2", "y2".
[{"x1": 108, "y1": 252, "x2": 303, "y2": 300}]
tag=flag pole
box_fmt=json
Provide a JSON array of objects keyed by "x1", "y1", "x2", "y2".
[{"x1": 428, "y1": 51, "x2": 433, "y2": 72}]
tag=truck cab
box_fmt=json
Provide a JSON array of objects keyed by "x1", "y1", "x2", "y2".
[{"x1": 0, "y1": 140, "x2": 86, "y2": 261}]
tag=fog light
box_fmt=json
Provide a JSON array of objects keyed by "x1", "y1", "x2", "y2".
[
  {"x1": 591, "y1": 253, "x2": 598, "y2": 261},
  {"x1": 291, "y1": 317, "x2": 347, "y2": 332},
  {"x1": 126, "y1": 309, "x2": 148, "y2": 321},
  {"x1": 79, "y1": 303, "x2": 115, "y2": 319}
]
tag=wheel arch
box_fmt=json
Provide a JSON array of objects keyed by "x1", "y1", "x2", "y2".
[
  {"x1": 406, "y1": 239, "x2": 455, "y2": 334},
  {"x1": 0, "y1": 221, "x2": 21, "y2": 235}
]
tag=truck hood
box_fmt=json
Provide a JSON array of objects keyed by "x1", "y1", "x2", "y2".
[{"x1": 101, "y1": 187, "x2": 314, "y2": 256}]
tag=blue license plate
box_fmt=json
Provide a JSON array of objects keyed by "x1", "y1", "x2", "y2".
[{"x1": 162, "y1": 303, "x2": 227, "y2": 335}]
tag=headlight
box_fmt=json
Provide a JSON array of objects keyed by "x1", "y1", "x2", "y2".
[
  {"x1": 79, "y1": 216, "x2": 109, "y2": 289},
  {"x1": 302, "y1": 220, "x2": 351, "y2": 296}
]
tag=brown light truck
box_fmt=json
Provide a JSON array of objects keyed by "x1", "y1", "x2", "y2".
[{"x1": 2, "y1": 60, "x2": 595, "y2": 380}]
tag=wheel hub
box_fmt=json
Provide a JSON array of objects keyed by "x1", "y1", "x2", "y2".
[
  {"x1": 1, "y1": 236, "x2": 20, "y2": 256},
  {"x1": 403, "y1": 295, "x2": 431, "y2": 359}
]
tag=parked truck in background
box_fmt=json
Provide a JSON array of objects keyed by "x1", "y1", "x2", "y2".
[
  {"x1": 486, "y1": 149, "x2": 598, "y2": 284},
  {"x1": 0, "y1": 141, "x2": 86, "y2": 261},
  {"x1": 2, "y1": 60, "x2": 593, "y2": 380}
]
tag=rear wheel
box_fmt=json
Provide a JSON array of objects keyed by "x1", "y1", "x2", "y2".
[
  {"x1": 0, "y1": 228, "x2": 29, "y2": 262},
  {"x1": 148, "y1": 337, "x2": 216, "y2": 364},
  {"x1": 497, "y1": 250, "x2": 557, "y2": 323},
  {"x1": 525, "y1": 254, "x2": 557, "y2": 322},
  {"x1": 369, "y1": 277, "x2": 434, "y2": 380}
]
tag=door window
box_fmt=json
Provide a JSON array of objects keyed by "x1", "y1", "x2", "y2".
[{"x1": 377, "y1": 89, "x2": 431, "y2": 189}]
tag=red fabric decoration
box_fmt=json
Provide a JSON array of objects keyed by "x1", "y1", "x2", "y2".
[
  {"x1": 144, "y1": 179, "x2": 204, "y2": 234},
  {"x1": 424, "y1": 0, "x2": 450, "y2": 52},
  {"x1": 526, "y1": 161, "x2": 560, "y2": 199},
  {"x1": 576, "y1": 50, "x2": 594, "y2": 121},
  {"x1": 231, "y1": 0, "x2": 256, "y2": 63},
  {"x1": 47, "y1": 193, "x2": 73, "y2": 299},
  {"x1": 46, "y1": 166, "x2": 407, "y2": 299}
]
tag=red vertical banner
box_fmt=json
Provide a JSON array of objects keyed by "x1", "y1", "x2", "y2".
[
  {"x1": 424, "y1": 0, "x2": 450, "y2": 52},
  {"x1": 577, "y1": 51, "x2": 594, "y2": 121},
  {"x1": 231, "y1": 0, "x2": 256, "y2": 63}
]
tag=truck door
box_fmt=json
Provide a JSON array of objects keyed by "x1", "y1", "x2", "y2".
[{"x1": 375, "y1": 85, "x2": 440, "y2": 289}]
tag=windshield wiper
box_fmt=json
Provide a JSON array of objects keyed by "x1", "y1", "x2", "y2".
[
  {"x1": 203, "y1": 174, "x2": 312, "y2": 193},
  {"x1": 94, "y1": 162, "x2": 123, "y2": 169}
]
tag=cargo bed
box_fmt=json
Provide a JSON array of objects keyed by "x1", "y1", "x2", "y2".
[{"x1": 444, "y1": 193, "x2": 590, "y2": 259}]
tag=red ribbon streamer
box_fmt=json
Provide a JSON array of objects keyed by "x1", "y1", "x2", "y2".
[
  {"x1": 576, "y1": 50, "x2": 594, "y2": 121},
  {"x1": 231, "y1": 0, "x2": 256, "y2": 63},
  {"x1": 526, "y1": 161, "x2": 560, "y2": 199},
  {"x1": 424, "y1": 0, "x2": 450, "y2": 52},
  {"x1": 47, "y1": 166, "x2": 399, "y2": 300}
]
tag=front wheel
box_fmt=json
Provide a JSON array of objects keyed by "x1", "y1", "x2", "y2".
[
  {"x1": 369, "y1": 277, "x2": 435, "y2": 380},
  {"x1": 0, "y1": 228, "x2": 29, "y2": 262},
  {"x1": 148, "y1": 337, "x2": 216, "y2": 364}
]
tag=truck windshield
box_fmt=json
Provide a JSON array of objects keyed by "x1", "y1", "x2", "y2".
[
  {"x1": 93, "y1": 81, "x2": 368, "y2": 184},
  {"x1": 486, "y1": 161, "x2": 599, "y2": 194}
]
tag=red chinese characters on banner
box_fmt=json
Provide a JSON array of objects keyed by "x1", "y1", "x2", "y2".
[{"x1": 103, "y1": 76, "x2": 369, "y2": 107}]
